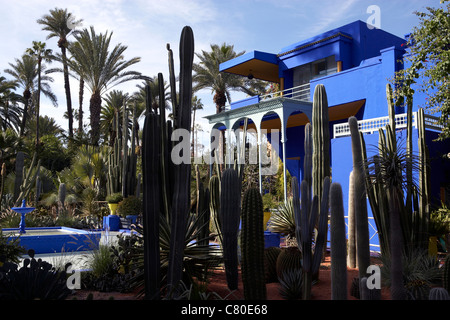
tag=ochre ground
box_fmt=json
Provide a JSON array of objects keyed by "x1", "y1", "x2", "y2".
[{"x1": 68, "y1": 253, "x2": 390, "y2": 300}]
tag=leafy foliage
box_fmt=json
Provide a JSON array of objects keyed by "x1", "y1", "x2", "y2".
[{"x1": 391, "y1": 1, "x2": 450, "y2": 140}]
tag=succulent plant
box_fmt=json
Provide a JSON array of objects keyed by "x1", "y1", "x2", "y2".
[
  {"x1": 219, "y1": 168, "x2": 241, "y2": 291},
  {"x1": 0, "y1": 249, "x2": 71, "y2": 300},
  {"x1": 329, "y1": 182, "x2": 347, "y2": 300},
  {"x1": 264, "y1": 246, "x2": 281, "y2": 283},
  {"x1": 429, "y1": 287, "x2": 450, "y2": 300},
  {"x1": 241, "y1": 187, "x2": 266, "y2": 300}
]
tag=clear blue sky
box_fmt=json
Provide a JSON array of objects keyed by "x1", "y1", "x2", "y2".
[{"x1": 0, "y1": 0, "x2": 445, "y2": 144}]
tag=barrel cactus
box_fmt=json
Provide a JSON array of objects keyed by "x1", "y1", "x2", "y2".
[
  {"x1": 276, "y1": 246, "x2": 302, "y2": 282},
  {"x1": 264, "y1": 246, "x2": 281, "y2": 283},
  {"x1": 429, "y1": 287, "x2": 450, "y2": 300}
]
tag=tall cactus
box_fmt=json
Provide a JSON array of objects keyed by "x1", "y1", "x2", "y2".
[
  {"x1": 209, "y1": 175, "x2": 221, "y2": 244},
  {"x1": 106, "y1": 101, "x2": 138, "y2": 198},
  {"x1": 292, "y1": 122, "x2": 330, "y2": 299},
  {"x1": 14, "y1": 152, "x2": 41, "y2": 206},
  {"x1": 312, "y1": 84, "x2": 331, "y2": 205},
  {"x1": 241, "y1": 187, "x2": 266, "y2": 300},
  {"x1": 142, "y1": 100, "x2": 161, "y2": 300},
  {"x1": 219, "y1": 168, "x2": 241, "y2": 291},
  {"x1": 14, "y1": 151, "x2": 24, "y2": 202},
  {"x1": 348, "y1": 116, "x2": 371, "y2": 283},
  {"x1": 58, "y1": 183, "x2": 66, "y2": 212},
  {"x1": 167, "y1": 26, "x2": 194, "y2": 293},
  {"x1": 347, "y1": 171, "x2": 357, "y2": 268},
  {"x1": 329, "y1": 182, "x2": 347, "y2": 300}
]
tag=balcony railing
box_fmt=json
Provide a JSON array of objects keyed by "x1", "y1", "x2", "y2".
[
  {"x1": 259, "y1": 83, "x2": 311, "y2": 102},
  {"x1": 333, "y1": 112, "x2": 443, "y2": 138}
]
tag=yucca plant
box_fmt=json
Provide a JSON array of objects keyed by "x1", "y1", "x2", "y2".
[{"x1": 267, "y1": 198, "x2": 296, "y2": 245}]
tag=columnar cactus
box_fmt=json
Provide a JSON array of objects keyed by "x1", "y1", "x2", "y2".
[
  {"x1": 329, "y1": 182, "x2": 347, "y2": 300},
  {"x1": 219, "y1": 168, "x2": 241, "y2": 291},
  {"x1": 348, "y1": 116, "x2": 371, "y2": 283},
  {"x1": 312, "y1": 84, "x2": 331, "y2": 205},
  {"x1": 58, "y1": 183, "x2": 66, "y2": 211},
  {"x1": 14, "y1": 151, "x2": 24, "y2": 202},
  {"x1": 241, "y1": 187, "x2": 266, "y2": 300},
  {"x1": 292, "y1": 122, "x2": 330, "y2": 300},
  {"x1": 347, "y1": 171, "x2": 357, "y2": 268},
  {"x1": 209, "y1": 175, "x2": 221, "y2": 243},
  {"x1": 167, "y1": 26, "x2": 194, "y2": 293},
  {"x1": 142, "y1": 104, "x2": 161, "y2": 300}
]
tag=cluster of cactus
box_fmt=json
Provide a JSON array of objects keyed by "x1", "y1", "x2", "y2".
[
  {"x1": 284, "y1": 84, "x2": 332, "y2": 300},
  {"x1": 240, "y1": 187, "x2": 266, "y2": 299},
  {"x1": 292, "y1": 123, "x2": 331, "y2": 300},
  {"x1": 141, "y1": 26, "x2": 194, "y2": 299},
  {"x1": 106, "y1": 101, "x2": 138, "y2": 199},
  {"x1": 0, "y1": 249, "x2": 71, "y2": 300},
  {"x1": 351, "y1": 83, "x2": 432, "y2": 299},
  {"x1": 13, "y1": 151, "x2": 41, "y2": 206}
]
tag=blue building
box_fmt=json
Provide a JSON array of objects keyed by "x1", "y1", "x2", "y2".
[{"x1": 204, "y1": 20, "x2": 450, "y2": 252}]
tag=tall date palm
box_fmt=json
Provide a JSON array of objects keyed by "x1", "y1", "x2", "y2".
[
  {"x1": 37, "y1": 8, "x2": 83, "y2": 140},
  {"x1": 26, "y1": 41, "x2": 55, "y2": 148},
  {"x1": 193, "y1": 43, "x2": 267, "y2": 114},
  {"x1": 4, "y1": 55, "x2": 37, "y2": 136},
  {"x1": 67, "y1": 26, "x2": 144, "y2": 146}
]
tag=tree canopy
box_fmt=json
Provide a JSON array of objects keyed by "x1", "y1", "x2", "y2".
[{"x1": 392, "y1": 0, "x2": 449, "y2": 140}]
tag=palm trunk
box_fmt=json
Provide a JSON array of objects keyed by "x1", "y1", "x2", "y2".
[
  {"x1": 36, "y1": 59, "x2": 42, "y2": 149},
  {"x1": 20, "y1": 90, "x2": 31, "y2": 137},
  {"x1": 78, "y1": 78, "x2": 84, "y2": 136},
  {"x1": 89, "y1": 89, "x2": 102, "y2": 146},
  {"x1": 61, "y1": 45, "x2": 73, "y2": 140}
]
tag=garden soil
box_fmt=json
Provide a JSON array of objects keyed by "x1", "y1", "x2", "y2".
[{"x1": 67, "y1": 253, "x2": 390, "y2": 300}]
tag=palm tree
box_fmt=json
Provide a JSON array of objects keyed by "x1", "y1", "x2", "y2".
[
  {"x1": 0, "y1": 75, "x2": 22, "y2": 132},
  {"x1": 100, "y1": 90, "x2": 130, "y2": 146},
  {"x1": 4, "y1": 54, "x2": 57, "y2": 138},
  {"x1": 4, "y1": 55, "x2": 37, "y2": 136},
  {"x1": 193, "y1": 43, "x2": 267, "y2": 114},
  {"x1": 66, "y1": 26, "x2": 144, "y2": 146},
  {"x1": 134, "y1": 77, "x2": 171, "y2": 115},
  {"x1": 37, "y1": 8, "x2": 82, "y2": 140},
  {"x1": 26, "y1": 41, "x2": 55, "y2": 148}
]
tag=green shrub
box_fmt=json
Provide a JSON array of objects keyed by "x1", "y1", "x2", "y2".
[
  {"x1": 105, "y1": 193, "x2": 123, "y2": 204},
  {"x1": 116, "y1": 196, "x2": 142, "y2": 217},
  {"x1": 0, "y1": 229, "x2": 26, "y2": 264}
]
